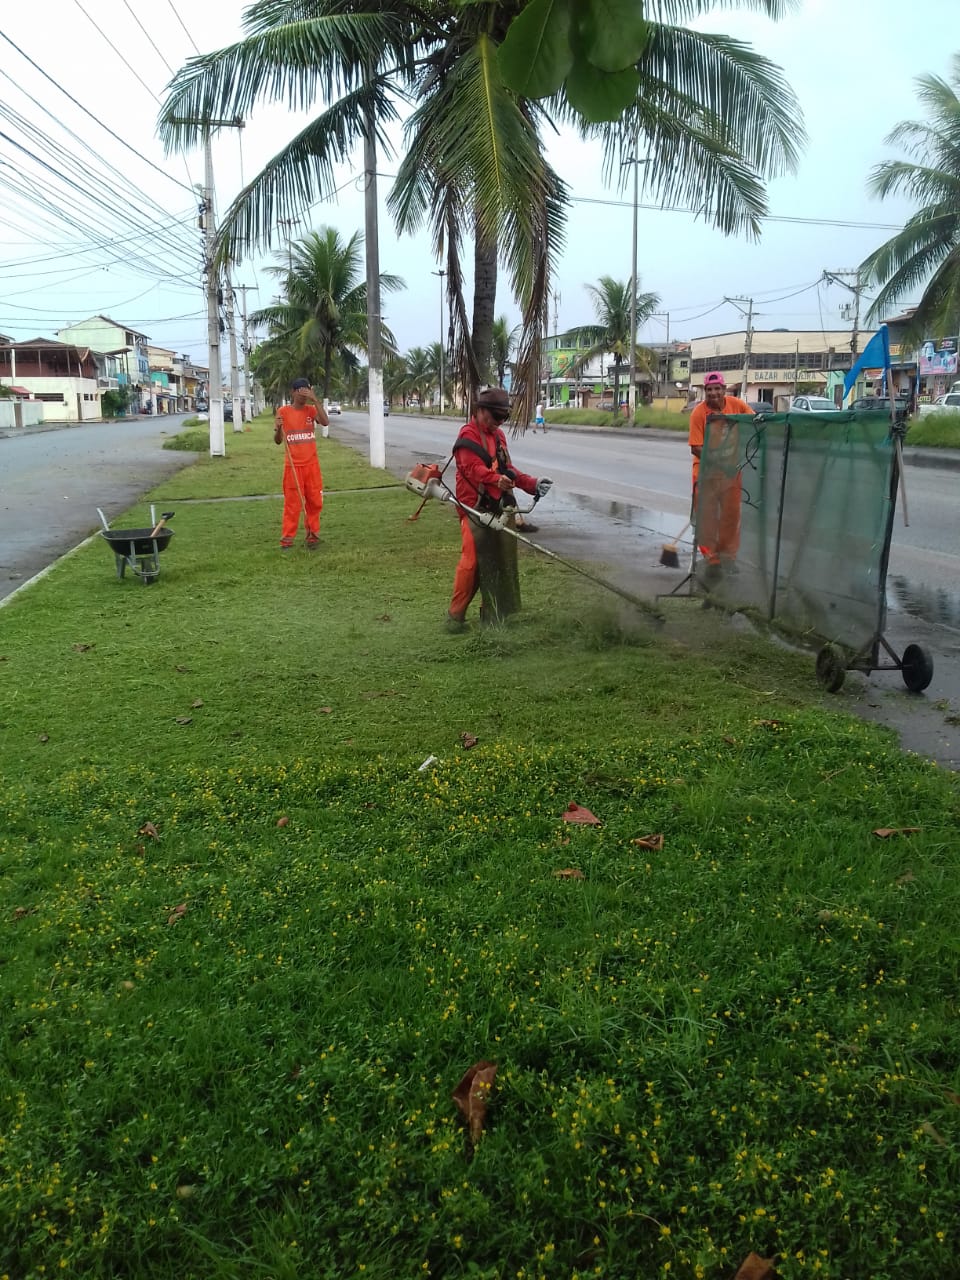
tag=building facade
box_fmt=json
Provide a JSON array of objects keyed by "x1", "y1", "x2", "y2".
[
  {"x1": 0, "y1": 338, "x2": 105, "y2": 422},
  {"x1": 57, "y1": 315, "x2": 151, "y2": 412}
]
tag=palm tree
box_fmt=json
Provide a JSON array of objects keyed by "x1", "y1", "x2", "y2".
[
  {"x1": 424, "y1": 341, "x2": 445, "y2": 410},
  {"x1": 490, "y1": 315, "x2": 519, "y2": 386},
  {"x1": 158, "y1": 1, "x2": 802, "y2": 424},
  {"x1": 251, "y1": 227, "x2": 402, "y2": 400},
  {"x1": 564, "y1": 277, "x2": 660, "y2": 410},
  {"x1": 861, "y1": 56, "x2": 960, "y2": 341},
  {"x1": 402, "y1": 346, "x2": 433, "y2": 407}
]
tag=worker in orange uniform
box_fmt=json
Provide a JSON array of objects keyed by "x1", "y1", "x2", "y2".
[
  {"x1": 687, "y1": 371, "x2": 753, "y2": 580},
  {"x1": 447, "y1": 387, "x2": 552, "y2": 631},
  {"x1": 274, "y1": 378, "x2": 329, "y2": 551}
]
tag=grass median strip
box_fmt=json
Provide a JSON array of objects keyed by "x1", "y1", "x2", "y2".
[{"x1": 1, "y1": 417, "x2": 958, "y2": 1278}]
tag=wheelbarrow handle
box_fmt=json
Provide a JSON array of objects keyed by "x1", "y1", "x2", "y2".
[{"x1": 96, "y1": 507, "x2": 110, "y2": 532}]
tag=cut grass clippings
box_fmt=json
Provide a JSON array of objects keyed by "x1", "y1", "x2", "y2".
[{"x1": 1, "y1": 415, "x2": 959, "y2": 1279}]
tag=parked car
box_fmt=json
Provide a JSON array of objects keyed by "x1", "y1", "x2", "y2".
[
  {"x1": 917, "y1": 392, "x2": 960, "y2": 417},
  {"x1": 790, "y1": 395, "x2": 841, "y2": 414},
  {"x1": 745, "y1": 400, "x2": 772, "y2": 414},
  {"x1": 195, "y1": 398, "x2": 208, "y2": 413},
  {"x1": 327, "y1": 401, "x2": 342, "y2": 415},
  {"x1": 223, "y1": 403, "x2": 233, "y2": 423},
  {"x1": 851, "y1": 396, "x2": 910, "y2": 413},
  {"x1": 598, "y1": 399, "x2": 615, "y2": 412}
]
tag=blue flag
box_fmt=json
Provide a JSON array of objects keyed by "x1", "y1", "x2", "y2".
[{"x1": 843, "y1": 325, "x2": 890, "y2": 397}]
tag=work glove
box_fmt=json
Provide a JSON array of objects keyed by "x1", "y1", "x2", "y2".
[{"x1": 534, "y1": 477, "x2": 553, "y2": 500}]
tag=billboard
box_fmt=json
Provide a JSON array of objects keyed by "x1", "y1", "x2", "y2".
[{"x1": 919, "y1": 341, "x2": 958, "y2": 377}]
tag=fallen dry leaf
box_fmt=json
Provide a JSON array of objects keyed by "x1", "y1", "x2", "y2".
[
  {"x1": 631, "y1": 833, "x2": 664, "y2": 851},
  {"x1": 873, "y1": 827, "x2": 921, "y2": 838},
  {"x1": 175, "y1": 1185, "x2": 196, "y2": 1199},
  {"x1": 139, "y1": 822, "x2": 160, "y2": 840},
  {"x1": 460, "y1": 732, "x2": 479, "y2": 750},
  {"x1": 277, "y1": 816, "x2": 289, "y2": 828},
  {"x1": 175, "y1": 716, "x2": 193, "y2": 726},
  {"x1": 553, "y1": 868, "x2": 585, "y2": 880},
  {"x1": 166, "y1": 904, "x2": 187, "y2": 926},
  {"x1": 896, "y1": 870, "x2": 916, "y2": 885},
  {"x1": 562, "y1": 802, "x2": 601, "y2": 825},
  {"x1": 134, "y1": 843, "x2": 146, "y2": 857},
  {"x1": 816, "y1": 909, "x2": 834, "y2": 923},
  {"x1": 945, "y1": 1090, "x2": 960, "y2": 1107},
  {"x1": 72, "y1": 643, "x2": 94, "y2": 653},
  {"x1": 38, "y1": 733, "x2": 49, "y2": 743},
  {"x1": 757, "y1": 719, "x2": 783, "y2": 730},
  {"x1": 191, "y1": 698, "x2": 204, "y2": 709},
  {"x1": 318, "y1": 706, "x2": 333, "y2": 714},
  {"x1": 13, "y1": 906, "x2": 38, "y2": 921},
  {"x1": 921, "y1": 1121, "x2": 948, "y2": 1147},
  {"x1": 452, "y1": 1061, "x2": 497, "y2": 1143},
  {"x1": 174, "y1": 665, "x2": 191, "y2": 673},
  {"x1": 733, "y1": 1254, "x2": 778, "y2": 1280},
  {"x1": 722, "y1": 735, "x2": 737, "y2": 746}
]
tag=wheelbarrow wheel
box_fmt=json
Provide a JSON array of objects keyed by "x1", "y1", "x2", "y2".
[
  {"x1": 901, "y1": 643, "x2": 933, "y2": 693},
  {"x1": 815, "y1": 644, "x2": 846, "y2": 693}
]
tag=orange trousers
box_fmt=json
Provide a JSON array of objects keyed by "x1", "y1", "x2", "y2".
[
  {"x1": 695, "y1": 473, "x2": 741, "y2": 565},
  {"x1": 281, "y1": 460, "x2": 323, "y2": 544},
  {"x1": 449, "y1": 516, "x2": 479, "y2": 619}
]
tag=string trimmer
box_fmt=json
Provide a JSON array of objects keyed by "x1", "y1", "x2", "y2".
[{"x1": 405, "y1": 464, "x2": 663, "y2": 621}]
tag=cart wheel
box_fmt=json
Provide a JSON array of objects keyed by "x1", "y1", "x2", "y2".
[
  {"x1": 815, "y1": 644, "x2": 846, "y2": 693},
  {"x1": 901, "y1": 643, "x2": 933, "y2": 693}
]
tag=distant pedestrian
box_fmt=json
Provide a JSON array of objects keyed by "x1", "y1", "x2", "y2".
[
  {"x1": 535, "y1": 401, "x2": 546, "y2": 432},
  {"x1": 274, "y1": 378, "x2": 329, "y2": 551}
]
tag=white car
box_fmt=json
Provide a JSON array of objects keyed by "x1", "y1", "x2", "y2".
[
  {"x1": 790, "y1": 395, "x2": 840, "y2": 414},
  {"x1": 917, "y1": 392, "x2": 960, "y2": 417},
  {"x1": 327, "y1": 401, "x2": 342, "y2": 415}
]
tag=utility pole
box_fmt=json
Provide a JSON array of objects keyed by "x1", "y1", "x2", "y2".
[
  {"x1": 235, "y1": 283, "x2": 256, "y2": 416},
  {"x1": 174, "y1": 116, "x2": 244, "y2": 457},
  {"x1": 201, "y1": 133, "x2": 226, "y2": 456},
  {"x1": 223, "y1": 269, "x2": 243, "y2": 432},
  {"x1": 725, "y1": 295, "x2": 755, "y2": 400},
  {"x1": 279, "y1": 218, "x2": 302, "y2": 275},
  {"x1": 431, "y1": 269, "x2": 445, "y2": 410},
  {"x1": 824, "y1": 268, "x2": 867, "y2": 401}
]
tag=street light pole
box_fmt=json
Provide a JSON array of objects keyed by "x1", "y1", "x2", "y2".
[
  {"x1": 622, "y1": 134, "x2": 649, "y2": 421},
  {"x1": 432, "y1": 268, "x2": 445, "y2": 412}
]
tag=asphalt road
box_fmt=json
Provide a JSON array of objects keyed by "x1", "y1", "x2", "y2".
[{"x1": 0, "y1": 414, "x2": 199, "y2": 600}]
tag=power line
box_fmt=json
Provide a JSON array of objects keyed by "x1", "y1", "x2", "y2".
[
  {"x1": 568, "y1": 193, "x2": 902, "y2": 233},
  {"x1": 0, "y1": 30, "x2": 195, "y2": 194},
  {"x1": 122, "y1": 0, "x2": 176, "y2": 75},
  {"x1": 166, "y1": 0, "x2": 201, "y2": 54},
  {"x1": 70, "y1": 0, "x2": 161, "y2": 103}
]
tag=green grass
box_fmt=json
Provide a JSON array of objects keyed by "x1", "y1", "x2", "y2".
[
  {"x1": 547, "y1": 407, "x2": 689, "y2": 431},
  {"x1": 1, "y1": 415, "x2": 959, "y2": 1279},
  {"x1": 906, "y1": 412, "x2": 960, "y2": 448}
]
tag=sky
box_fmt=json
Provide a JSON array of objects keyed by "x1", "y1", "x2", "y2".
[{"x1": 0, "y1": 0, "x2": 955, "y2": 366}]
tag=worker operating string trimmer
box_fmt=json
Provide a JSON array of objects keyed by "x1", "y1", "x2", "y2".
[{"x1": 406, "y1": 387, "x2": 664, "y2": 629}]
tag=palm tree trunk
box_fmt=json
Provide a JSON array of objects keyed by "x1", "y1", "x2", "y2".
[
  {"x1": 363, "y1": 90, "x2": 385, "y2": 469},
  {"x1": 472, "y1": 210, "x2": 497, "y2": 393}
]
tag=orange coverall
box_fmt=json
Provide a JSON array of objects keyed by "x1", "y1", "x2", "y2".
[
  {"x1": 277, "y1": 404, "x2": 322, "y2": 545},
  {"x1": 449, "y1": 417, "x2": 537, "y2": 621},
  {"x1": 688, "y1": 396, "x2": 753, "y2": 565}
]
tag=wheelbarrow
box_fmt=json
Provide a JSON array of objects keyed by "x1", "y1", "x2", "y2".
[{"x1": 97, "y1": 505, "x2": 175, "y2": 584}]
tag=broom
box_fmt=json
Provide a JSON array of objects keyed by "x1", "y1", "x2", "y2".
[{"x1": 660, "y1": 519, "x2": 692, "y2": 568}]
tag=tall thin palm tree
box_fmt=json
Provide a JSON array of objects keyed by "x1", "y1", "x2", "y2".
[
  {"x1": 158, "y1": 1, "x2": 803, "y2": 425},
  {"x1": 251, "y1": 227, "x2": 402, "y2": 399},
  {"x1": 565, "y1": 277, "x2": 660, "y2": 409},
  {"x1": 490, "y1": 315, "x2": 519, "y2": 386},
  {"x1": 861, "y1": 55, "x2": 960, "y2": 340}
]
